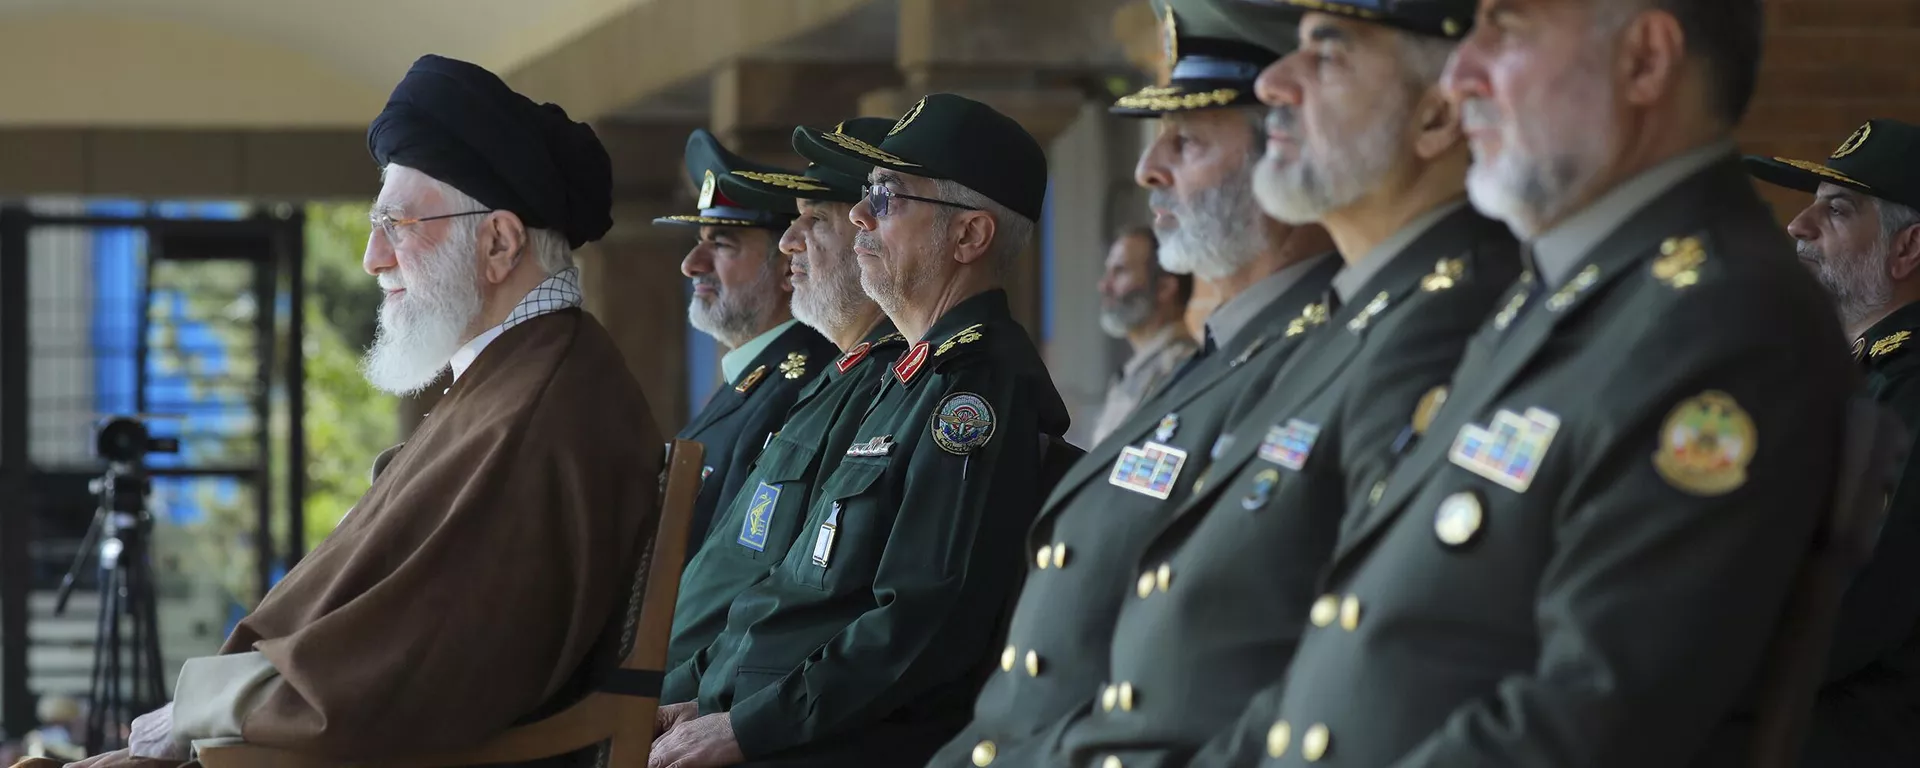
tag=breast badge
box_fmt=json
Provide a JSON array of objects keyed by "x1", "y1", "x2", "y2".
[
  {"x1": 1448, "y1": 407, "x2": 1561, "y2": 493},
  {"x1": 1108, "y1": 441, "x2": 1188, "y2": 500},
  {"x1": 1652, "y1": 390, "x2": 1755, "y2": 496},
  {"x1": 1257, "y1": 419, "x2": 1321, "y2": 471},
  {"x1": 737, "y1": 482, "x2": 780, "y2": 551},
  {"x1": 931, "y1": 392, "x2": 996, "y2": 455}
]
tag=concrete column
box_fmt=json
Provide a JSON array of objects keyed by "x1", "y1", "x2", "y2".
[
  {"x1": 576, "y1": 205, "x2": 692, "y2": 434},
  {"x1": 711, "y1": 60, "x2": 902, "y2": 167}
]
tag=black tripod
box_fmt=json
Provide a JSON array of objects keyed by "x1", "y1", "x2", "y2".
[{"x1": 54, "y1": 463, "x2": 168, "y2": 755}]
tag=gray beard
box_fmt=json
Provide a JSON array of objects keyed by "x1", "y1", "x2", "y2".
[
  {"x1": 688, "y1": 266, "x2": 777, "y2": 348},
  {"x1": 1099, "y1": 288, "x2": 1157, "y2": 338},
  {"x1": 1152, "y1": 161, "x2": 1268, "y2": 280},
  {"x1": 361, "y1": 229, "x2": 483, "y2": 396},
  {"x1": 1801, "y1": 239, "x2": 1892, "y2": 332},
  {"x1": 791, "y1": 255, "x2": 870, "y2": 340},
  {"x1": 854, "y1": 228, "x2": 938, "y2": 321},
  {"x1": 1254, "y1": 100, "x2": 1407, "y2": 225}
]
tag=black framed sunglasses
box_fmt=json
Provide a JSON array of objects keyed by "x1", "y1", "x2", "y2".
[{"x1": 864, "y1": 183, "x2": 980, "y2": 218}]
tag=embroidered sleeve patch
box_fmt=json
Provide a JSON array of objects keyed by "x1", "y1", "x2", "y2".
[
  {"x1": 737, "y1": 482, "x2": 781, "y2": 551},
  {"x1": 1652, "y1": 390, "x2": 1755, "y2": 496},
  {"x1": 931, "y1": 392, "x2": 996, "y2": 454}
]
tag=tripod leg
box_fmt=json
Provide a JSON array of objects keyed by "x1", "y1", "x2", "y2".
[
  {"x1": 105, "y1": 565, "x2": 124, "y2": 751},
  {"x1": 134, "y1": 543, "x2": 166, "y2": 709},
  {"x1": 85, "y1": 569, "x2": 110, "y2": 756}
]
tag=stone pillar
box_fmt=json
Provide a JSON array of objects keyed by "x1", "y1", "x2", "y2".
[
  {"x1": 576, "y1": 203, "x2": 693, "y2": 434},
  {"x1": 711, "y1": 60, "x2": 902, "y2": 167}
]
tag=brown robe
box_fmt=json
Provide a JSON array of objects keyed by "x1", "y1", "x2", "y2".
[{"x1": 76, "y1": 309, "x2": 662, "y2": 767}]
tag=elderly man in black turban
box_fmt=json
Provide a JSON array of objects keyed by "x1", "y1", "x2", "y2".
[{"x1": 55, "y1": 54, "x2": 663, "y2": 768}]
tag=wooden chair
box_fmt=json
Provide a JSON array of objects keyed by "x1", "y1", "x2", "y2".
[
  {"x1": 1746, "y1": 398, "x2": 1907, "y2": 768},
  {"x1": 187, "y1": 438, "x2": 707, "y2": 768}
]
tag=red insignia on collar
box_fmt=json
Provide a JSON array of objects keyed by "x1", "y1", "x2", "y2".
[
  {"x1": 893, "y1": 341, "x2": 932, "y2": 384},
  {"x1": 836, "y1": 342, "x2": 873, "y2": 374}
]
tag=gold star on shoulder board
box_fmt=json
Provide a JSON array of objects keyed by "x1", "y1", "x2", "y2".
[
  {"x1": 779, "y1": 352, "x2": 808, "y2": 379},
  {"x1": 1651, "y1": 236, "x2": 1706, "y2": 289},
  {"x1": 1421, "y1": 258, "x2": 1465, "y2": 292}
]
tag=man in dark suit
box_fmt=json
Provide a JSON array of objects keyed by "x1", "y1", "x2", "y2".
[
  {"x1": 1749, "y1": 119, "x2": 1920, "y2": 767},
  {"x1": 1248, "y1": 0, "x2": 1855, "y2": 765},
  {"x1": 655, "y1": 130, "x2": 838, "y2": 551},
  {"x1": 927, "y1": 2, "x2": 1335, "y2": 765}
]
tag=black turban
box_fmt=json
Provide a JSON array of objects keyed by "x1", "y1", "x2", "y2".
[{"x1": 368, "y1": 54, "x2": 613, "y2": 249}]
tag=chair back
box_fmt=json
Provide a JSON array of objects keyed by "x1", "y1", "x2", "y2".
[{"x1": 1746, "y1": 397, "x2": 1906, "y2": 768}]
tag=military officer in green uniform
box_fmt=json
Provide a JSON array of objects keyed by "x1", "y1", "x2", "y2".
[
  {"x1": 929, "y1": 3, "x2": 1339, "y2": 766},
  {"x1": 649, "y1": 94, "x2": 1071, "y2": 768},
  {"x1": 1037, "y1": 3, "x2": 1522, "y2": 767},
  {"x1": 1238, "y1": 0, "x2": 1854, "y2": 764},
  {"x1": 664, "y1": 117, "x2": 908, "y2": 676},
  {"x1": 1748, "y1": 119, "x2": 1920, "y2": 767},
  {"x1": 655, "y1": 130, "x2": 839, "y2": 552}
]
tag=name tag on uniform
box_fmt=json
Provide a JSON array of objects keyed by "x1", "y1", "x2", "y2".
[
  {"x1": 811, "y1": 501, "x2": 843, "y2": 567},
  {"x1": 737, "y1": 482, "x2": 780, "y2": 551},
  {"x1": 1449, "y1": 407, "x2": 1561, "y2": 493},
  {"x1": 846, "y1": 435, "x2": 894, "y2": 457},
  {"x1": 1258, "y1": 419, "x2": 1321, "y2": 470},
  {"x1": 1107, "y1": 442, "x2": 1188, "y2": 500}
]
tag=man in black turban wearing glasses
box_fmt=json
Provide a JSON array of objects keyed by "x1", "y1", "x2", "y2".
[{"x1": 57, "y1": 54, "x2": 664, "y2": 768}]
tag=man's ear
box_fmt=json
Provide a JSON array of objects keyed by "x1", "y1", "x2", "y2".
[
  {"x1": 1411, "y1": 83, "x2": 1464, "y2": 161},
  {"x1": 1888, "y1": 222, "x2": 1920, "y2": 281},
  {"x1": 480, "y1": 211, "x2": 528, "y2": 284},
  {"x1": 1617, "y1": 9, "x2": 1685, "y2": 110},
  {"x1": 951, "y1": 212, "x2": 998, "y2": 266}
]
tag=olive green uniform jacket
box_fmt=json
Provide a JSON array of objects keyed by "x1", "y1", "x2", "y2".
[
  {"x1": 678, "y1": 322, "x2": 839, "y2": 553},
  {"x1": 929, "y1": 256, "x2": 1340, "y2": 768},
  {"x1": 677, "y1": 290, "x2": 1070, "y2": 766},
  {"x1": 1221, "y1": 156, "x2": 1854, "y2": 767},
  {"x1": 1049, "y1": 206, "x2": 1520, "y2": 768},
  {"x1": 664, "y1": 323, "x2": 908, "y2": 678},
  {"x1": 1803, "y1": 301, "x2": 1920, "y2": 766}
]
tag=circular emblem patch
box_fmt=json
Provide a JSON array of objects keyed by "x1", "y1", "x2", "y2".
[
  {"x1": 1652, "y1": 390, "x2": 1756, "y2": 496},
  {"x1": 931, "y1": 392, "x2": 996, "y2": 455}
]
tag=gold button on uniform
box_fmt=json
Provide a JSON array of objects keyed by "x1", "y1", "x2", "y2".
[
  {"x1": 1434, "y1": 491, "x2": 1484, "y2": 546},
  {"x1": 1117, "y1": 681, "x2": 1135, "y2": 711},
  {"x1": 1156, "y1": 563, "x2": 1172, "y2": 592},
  {"x1": 1102, "y1": 756, "x2": 1122, "y2": 768},
  {"x1": 1025, "y1": 649, "x2": 1041, "y2": 677},
  {"x1": 1035, "y1": 546, "x2": 1050, "y2": 569},
  {"x1": 1339, "y1": 595, "x2": 1361, "y2": 631},
  {"x1": 1101, "y1": 683, "x2": 1118, "y2": 712},
  {"x1": 972, "y1": 740, "x2": 996, "y2": 766},
  {"x1": 1051, "y1": 542, "x2": 1068, "y2": 568},
  {"x1": 1267, "y1": 720, "x2": 1292, "y2": 758},
  {"x1": 1369, "y1": 480, "x2": 1386, "y2": 505},
  {"x1": 1303, "y1": 724, "x2": 1330, "y2": 762},
  {"x1": 1310, "y1": 595, "x2": 1339, "y2": 627},
  {"x1": 1136, "y1": 572, "x2": 1155, "y2": 598},
  {"x1": 1000, "y1": 645, "x2": 1015, "y2": 672}
]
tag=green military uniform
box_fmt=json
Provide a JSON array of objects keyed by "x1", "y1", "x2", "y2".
[
  {"x1": 664, "y1": 118, "x2": 906, "y2": 677},
  {"x1": 674, "y1": 95, "x2": 1071, "y2": 766},
  {"x1": 1242, "y1": 148, "x2": 1853, "y2": 763},
  {"x1": 931, "y1": 8, "x2": 1309, "y2": 765},
  {"x1": 654, "y1": 130, "x2": 838, "y2": 551},
  {"x1": 1056, "y1": 204, "x2": 1518, "y2": 768},
  {"x1": 1748, "y1": 119, "x2": 1920, "y2": 767}
]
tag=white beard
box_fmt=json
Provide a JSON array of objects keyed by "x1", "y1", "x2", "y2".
[
  {"x1": 1254, "y1": 100, "x2": 1407, "y2": 225},
  {"x1": 361, "y1": 228, "x2": 483, "y2": 396},
  {"x1": 1151, "y1": 161, "x2": 1267, "y2": 280}
]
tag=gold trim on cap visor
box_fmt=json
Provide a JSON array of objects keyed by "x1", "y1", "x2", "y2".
[
  {"x1": 1773, "y1": 157, "x2": 1872, "y2": 189},
  {"x1": 658, "y1": 214, "x2": 761, "y2": 226},
  {"x1": 731, "y1": 171, "x2": 830, "y2": 191},
  {"x1": 1114, "y1": 86, "x2": 1241, "y2": 111},
  {"x1": 819, "y1": 131, "x2": 919, "y2": 167}
]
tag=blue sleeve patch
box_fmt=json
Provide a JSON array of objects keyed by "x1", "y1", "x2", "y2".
[{"x1": 737, "y1": 482, "x2": 781, "y2": 551}]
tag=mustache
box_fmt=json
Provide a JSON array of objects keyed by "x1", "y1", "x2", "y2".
[
  {"x1": 378, "y1": 273, "x2": 405, "y2": 291},
  {"x1": 1266, "y1": 106, "x2": 1297, "y2": 137},
  {"x1": 1795, "y1": 240, "x2": 1821, "y2": 261},
  {"x1": 853, "y1": 231, "x2": 882, "y2": 254}
]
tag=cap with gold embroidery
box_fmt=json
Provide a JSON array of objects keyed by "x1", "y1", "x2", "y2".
[
  {"x1": 1112, "y1": 0, "x2": 1298, "y2": 117},
  {"x1": 718, "y1": 117, "x2": 894, "y2": 209},
  {"x1": 792, "y1": 93, "x2": 1048, "y2": 221},
  {"x1": 652, "y1": 129, "x2": 799, "y2": 230},
  {"x1": 1745, "y1": 119, "x2": 1920, "y2": 212},
  {"x1": 1237, "y1": 0, "x2": 1476, "y2": 40}
]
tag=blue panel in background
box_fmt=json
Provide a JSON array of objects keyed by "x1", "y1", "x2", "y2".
[{"x1": 1040, "y1": 181, "x2": 1057, "y2": 343}]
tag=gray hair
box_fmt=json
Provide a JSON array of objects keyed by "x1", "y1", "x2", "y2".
[
  {"x1": 423, "y1": 171, "x2": 576, "y2": 274},
  {"x1": 932, "y1": 179, "x2": 1038, "y2": 279},
  {"x1": 1880, "y1": 198, "x2": 1920, "y2": 249},
  {"x1": 1395, "y1": 30, "x2": 1457, "y2": 87}
]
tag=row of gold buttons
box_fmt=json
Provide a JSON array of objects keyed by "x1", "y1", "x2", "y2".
[{"x1": 1267, "y1": 720, "x2": 1331, "y2": 761}]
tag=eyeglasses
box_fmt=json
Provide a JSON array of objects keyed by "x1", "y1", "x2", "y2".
[
  {"x1": 369, "y1": 209, "x2": 493, "y2": 248},
  {"x1": 863, "y1": 184, "x2": 980, "y2": 218}
]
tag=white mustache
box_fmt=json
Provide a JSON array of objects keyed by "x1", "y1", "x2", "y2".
[
  {"x1": 378, "y1": 273, "x2": 406, "y2": 292},
  {"x1": 1460, "y1": 98, "x2": 1500, "y2": 133},
  {"x1": 853, "y1": 231, "x2": 882, "y2": 254}
]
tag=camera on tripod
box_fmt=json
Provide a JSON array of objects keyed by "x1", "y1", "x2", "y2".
[{"x1": 54, "y1": 415, "x2": 179, "y2": 753}]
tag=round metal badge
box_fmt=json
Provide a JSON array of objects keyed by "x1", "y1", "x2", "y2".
[{"x1": 931, "y1": 392, "x2": 996, "y2": 455}]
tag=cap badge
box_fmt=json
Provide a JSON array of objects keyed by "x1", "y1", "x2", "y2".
[
  {"x1": 1160, "y1": 4, "x2": 1179, "y2": 84},
  {"x1": 889, "y1": 98, "x2": 928, "y2": 137},
  {"x1": 698, "y1": 169, "x2": 717, "y2": 208},
  {"x1": 1833, "y1": 122, "x2": 1873, "y2": 159}
]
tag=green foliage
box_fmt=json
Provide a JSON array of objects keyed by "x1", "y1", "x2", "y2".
[{"x1": 301, "y1": 202, "x2": 398, "y2": 548}]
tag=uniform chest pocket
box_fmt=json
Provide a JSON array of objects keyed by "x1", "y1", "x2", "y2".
[
  {"x1": 791, "y1": 456, "x2": 891, "y2": 591},
  {"x1": 728, "y1": 439, "x2": 821, "y2": 562}
]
